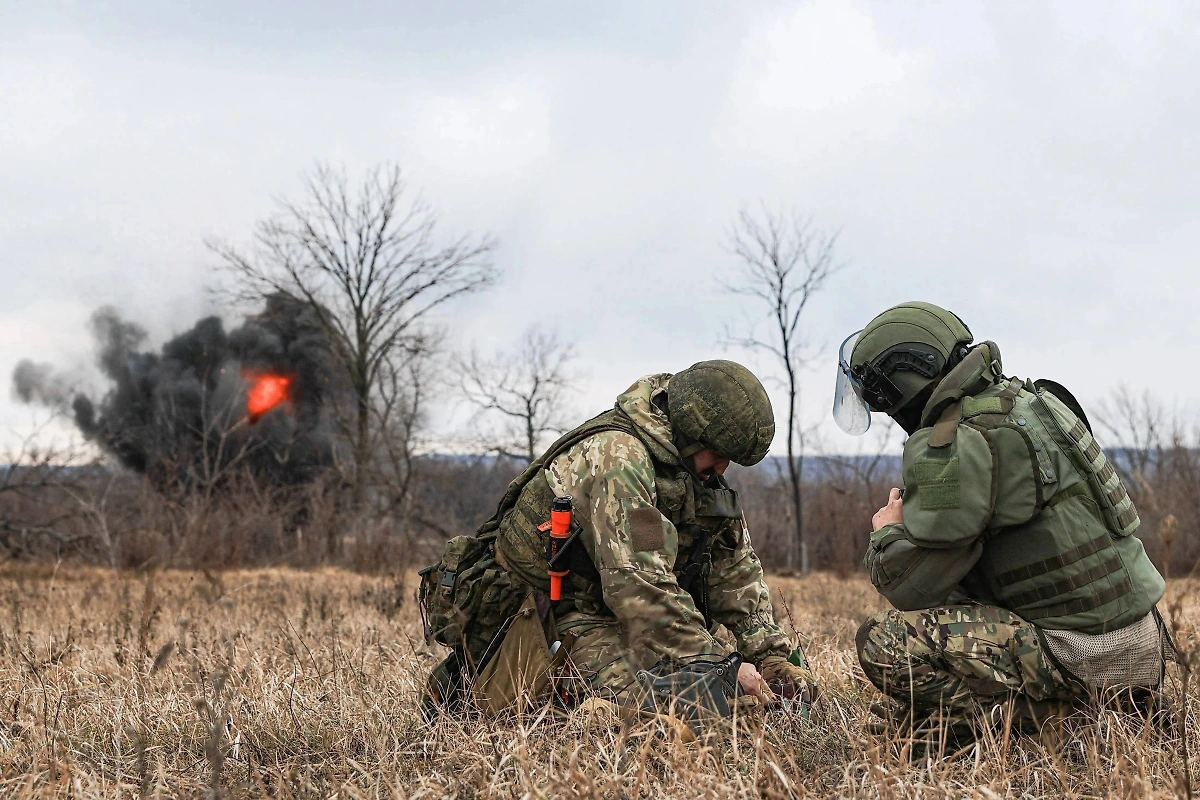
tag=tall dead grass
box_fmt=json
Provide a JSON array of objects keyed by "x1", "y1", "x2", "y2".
[{"x1": 0, "y1": 566, "x2": 1194, "y2": 798}]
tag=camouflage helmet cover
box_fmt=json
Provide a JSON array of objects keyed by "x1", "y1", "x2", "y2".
[
  {"x1": 667, "y1": 360, "x2": 775, "y2": 466},
  {"x1": 849, "y1": 301, "x2": 973, "y2": 414}
]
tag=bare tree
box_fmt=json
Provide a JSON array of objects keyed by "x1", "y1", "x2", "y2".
[
  {"x1": 818, "y1": 419, "x2": 900, "y2": 503},
  {"x1": 210, "y1": 163, "x2": 498, "y2": 504},
  {"x1": 374, "y1": 329, "x2": 442, "y2": 516},
  {"x1": 723, "y1": 205, "x2": 841, "y2": 573},
  {"x1": 458, "y1": 327, "x2": 580, "y2": 463},
  {"x1": 1094, "y1": 385, "x2": 1168, "y2": 484}
]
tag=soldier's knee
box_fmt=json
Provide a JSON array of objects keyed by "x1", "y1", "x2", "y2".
[{"x1": 856, "y1": 610, "x2": 904, "y2": 686}]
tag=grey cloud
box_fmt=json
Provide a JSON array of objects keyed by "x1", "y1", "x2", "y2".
[{"x1": 1, "y1": 0, "x2": 1198, "y2": 452}]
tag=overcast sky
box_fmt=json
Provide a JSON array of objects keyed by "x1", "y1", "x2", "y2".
[{"x1": 3, "y1": 0, "x2": 1198, "y2": 455}]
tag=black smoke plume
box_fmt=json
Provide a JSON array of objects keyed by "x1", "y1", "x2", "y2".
[
  {"x1": 11, "y1": 359, "x2": 73, "y2": 407},
  {"x1": 15, "y1": 294, "x2": 348, "y2": 488}
]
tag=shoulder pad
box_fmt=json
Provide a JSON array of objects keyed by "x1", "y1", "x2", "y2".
[{"x1": 901, "y1": 424, "x2": 995, "y2": 546}]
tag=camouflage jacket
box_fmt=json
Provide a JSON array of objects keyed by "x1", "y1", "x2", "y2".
[{"x1": 545, "y1": 374, "x2": 792, "y2": 669}]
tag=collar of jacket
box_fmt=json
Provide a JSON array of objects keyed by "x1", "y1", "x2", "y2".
[
  {"x1": 615, "y1": 373, "x2": 683, "y2": 466},
  {"x1": 919, "y1": 341, "x2": 1004, "y2": 429}
]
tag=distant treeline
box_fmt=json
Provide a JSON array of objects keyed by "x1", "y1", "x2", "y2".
[{"x1": 2, "y1": 441, "x2": 1194, "y2": 579}]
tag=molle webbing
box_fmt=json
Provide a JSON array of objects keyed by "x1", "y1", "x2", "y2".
[
  {"x1": 992, "y1": 531, "x2": 1111, "y2": 586},
  {"x1": 1001, "y1": 552, "x2": 1126, "y2": 608},
  {"x1": 1030, "y1": 393, "x2": 1141, "y2": 535},
  {"x1": 676, "y1": 526, "x2": 714, "y2": 627},
  {"x1": 1017, "y1": 576, "x2": 1134, "y2": 622}
]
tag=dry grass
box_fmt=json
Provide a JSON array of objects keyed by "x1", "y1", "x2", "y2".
[{"x1": 0, "y1": 565, "x2": 1194, "y2": 798}]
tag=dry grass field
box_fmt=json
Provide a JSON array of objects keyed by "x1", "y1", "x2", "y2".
[{"x1": 0, "y1": 564, "x2": 1194, "y2": 798}]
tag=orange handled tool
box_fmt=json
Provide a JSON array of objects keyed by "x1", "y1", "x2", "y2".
[{"x1": 546, "y1": 495, "x2": 574, "y2": 601}]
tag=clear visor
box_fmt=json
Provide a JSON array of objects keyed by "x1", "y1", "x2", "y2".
[{"x1": 832, "y1": 331, "x2": 872, "y2": 435}]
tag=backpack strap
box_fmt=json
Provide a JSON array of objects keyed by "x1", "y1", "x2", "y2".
[
  {"x1": 927, "y1": 401, "x2": 962, "y2": 448},
  {"x1": 477, "y1": 408, "x2": 636, "y2": 538}
]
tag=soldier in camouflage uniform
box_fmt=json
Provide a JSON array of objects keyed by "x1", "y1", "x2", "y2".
[
  {"x1": 431, "y1": 360, "x2": 814, "y2": 716},
  {"x1": 529, "y1": 368, "x2": 808, "y2": 703},
  {"x1": 833, "y1": 302, "x2": 1172, "y2": 740}
]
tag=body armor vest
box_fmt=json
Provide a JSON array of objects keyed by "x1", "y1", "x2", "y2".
[
  {"x1": 488, "y1": 408, "x2": 742, "y2": 618},
  {"x1": 920, "y1": 376, "x2": 1164, "y2": 634}
]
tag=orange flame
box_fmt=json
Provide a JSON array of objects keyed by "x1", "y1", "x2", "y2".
[{"x1": 245, "y1": 372, "x2": 292, "y2": 423}]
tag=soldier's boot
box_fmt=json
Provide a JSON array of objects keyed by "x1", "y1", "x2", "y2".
[
  {"x1": 1007, "y1": 696, "x2": 1081, "y2": 752},
  {"x1": 909, "y1": 712, "x2": 979, "y2": 759},
  {"x1": 1135, "y1": 689, "x2": 1178, "y2": 734},
  {"x1": 867, "y1": 702, "x2": 978, "y2": 759},
  {"x1": 1105, "y1": 686, "x2": 1178, "y2": 734},
  {"x1": 420, "y1": 654, "x2": 467, "y2": 724},
  {"x1": 866, "y1": 701, "x2": 911, "y2": 737}
]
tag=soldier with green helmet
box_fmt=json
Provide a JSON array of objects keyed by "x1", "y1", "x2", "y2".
[
  {"x1": 834, "y1": 301, "x2": 1174, "y2": 743},
  {"x1": 420, "y1": 361, "x2": 814, "y2": 727}
]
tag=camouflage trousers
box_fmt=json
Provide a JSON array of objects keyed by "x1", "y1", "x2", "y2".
[
  {"x1": 856, "y1": 604, "x2": 1083, "y2": 718},
  {"x1": 556, "y1": 610, "x2": 639, "y2": 700}
]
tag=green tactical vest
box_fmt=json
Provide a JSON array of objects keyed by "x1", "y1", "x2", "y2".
[
  {"x1": 488, "y1": 407, "x2": 743, "y2": 617},
  {"x1": 904, "y1": 349, "x2": 1164, "y2": 634}
]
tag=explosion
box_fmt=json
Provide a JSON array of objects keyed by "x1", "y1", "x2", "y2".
[
  {"x1": 245, "y1": 372, "x2": 293, "y2": 423},
  {"x1": 13, "y1": 293, "x2": 347, "y2": 489}
]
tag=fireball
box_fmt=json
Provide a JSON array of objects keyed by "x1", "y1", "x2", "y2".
[{"x1": 245, "y1": 372, "x2": 292, "y2": 423}]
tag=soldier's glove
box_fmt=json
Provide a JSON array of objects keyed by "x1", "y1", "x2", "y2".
[
  {"x1": 635, "y1": 652, "x2": 741, "y2": 733},
  {"x1": 758, "y1": 652, "x2": 818, "y2": 710}
]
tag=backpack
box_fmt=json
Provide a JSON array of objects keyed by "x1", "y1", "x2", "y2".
[{"x1": 417, "y1": 529, "x2": 531, "y2": 711}]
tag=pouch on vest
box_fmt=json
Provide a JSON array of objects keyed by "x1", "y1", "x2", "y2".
[
  {"x1": 418, "y1": 533, "x2": 531, "y2": 674},
  {"x1": 472, "y1": 593, "x2": 554, "y2": 715}
]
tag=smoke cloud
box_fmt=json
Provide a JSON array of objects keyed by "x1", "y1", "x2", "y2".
[
  {"x1": 11, "y1": 359, "x2": 73, "y2": 408},
  {"x1": 16, "y1": 294, "x2": 349, "y2": 488}
]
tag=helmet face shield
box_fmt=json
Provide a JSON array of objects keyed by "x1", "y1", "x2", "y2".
[{"x1": 833, "y1": 331, "x2": 872, "y2": 435}]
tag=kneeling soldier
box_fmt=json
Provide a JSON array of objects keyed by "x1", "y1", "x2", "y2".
[
  {"x1": 420, "y1": 361, "x2": 814, "y2": 729},
  {"x1": 834, "y1": 302, "x2": 1174, "y2": 744}
]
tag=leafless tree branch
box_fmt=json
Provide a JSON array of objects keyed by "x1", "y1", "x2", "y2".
[
  {"x1": 457, "y1": 327, "x2": 581, "y2": 464},
  {"x1": 722, "y1": 203, "x2": 843, "y2": 573},
  {"x1": 209, "y1": 163, "x2": 498, "y2": 506}
]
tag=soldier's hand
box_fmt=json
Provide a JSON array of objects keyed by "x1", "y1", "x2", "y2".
[
  {"x1": 872, "y1": 487, "x2": 904, "y2": 531},
  {"x1": 757, "y1": 656, "x2": 818, "y2": 707},
  {"x1": 736, "y1": 661, "x2": 776, "y2": 704}
]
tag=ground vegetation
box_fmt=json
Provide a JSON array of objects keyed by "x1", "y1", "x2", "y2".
[{"x1": 0, "y1": 566, "x2": 1194, "y2": 798}]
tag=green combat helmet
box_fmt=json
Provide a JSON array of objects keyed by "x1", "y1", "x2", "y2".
[
  {"x1": 833, "y1": 301, "x2": 973, "y2": 435},
  {"x1": 668, "y1": 360, "x2": 774, "y2": 466}
]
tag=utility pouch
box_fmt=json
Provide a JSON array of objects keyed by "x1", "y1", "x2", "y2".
[
  {"x1": 418, "y1": 533, "x2": 530, "y2": 675},
  {"x1": 418, "y1": 535, "x2": 488, "y2": 648},
  {"x1": 635, "y1": 652, "x2": 742, "y2": 732},
  {"x1": 473, "y1": 593, "x2": 554, "y2": 715}
]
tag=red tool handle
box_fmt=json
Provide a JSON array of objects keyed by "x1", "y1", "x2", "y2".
[{"x1": 546, "y1": 496, "x2": 573, "y2": 601}]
